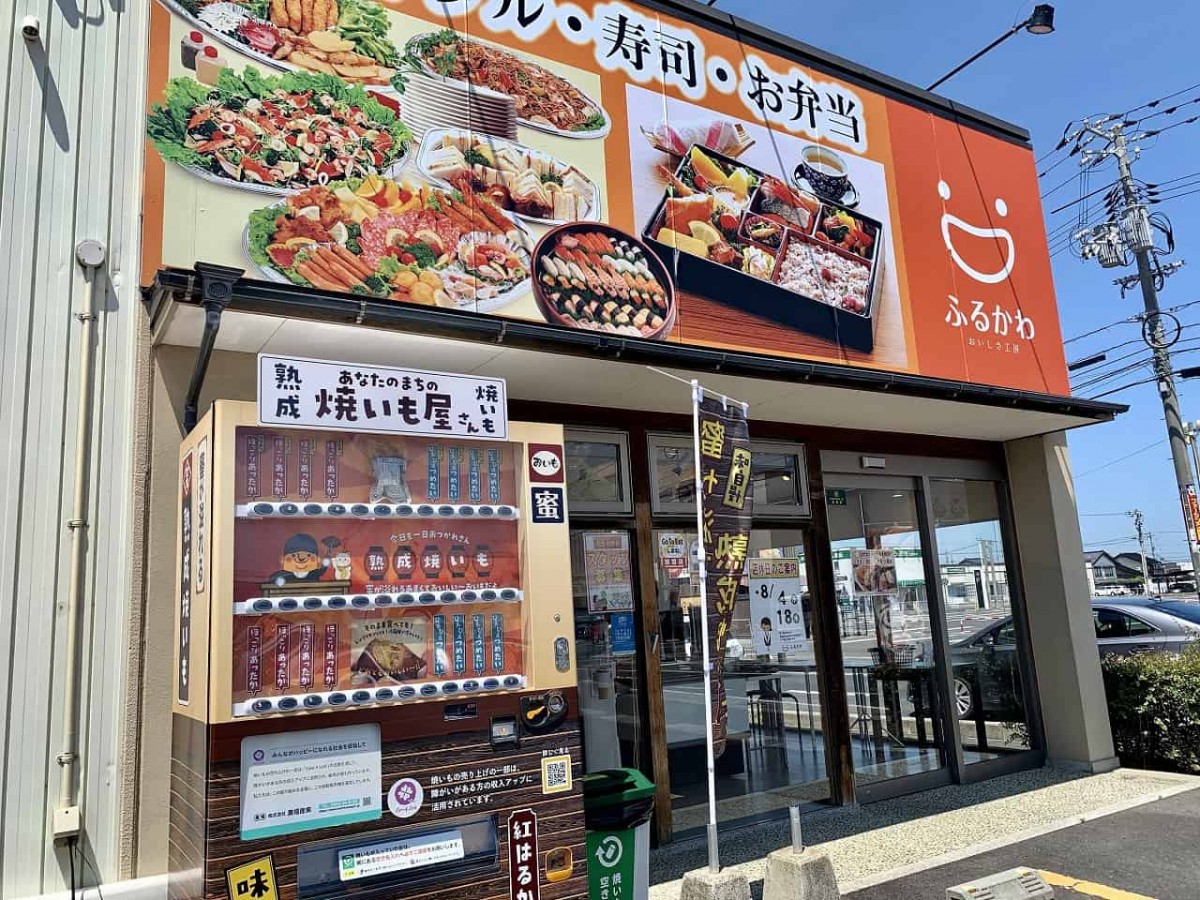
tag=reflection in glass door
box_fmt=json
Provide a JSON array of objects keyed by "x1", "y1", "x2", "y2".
[
  {"x1": 570, "y1": 529, "x2": 644, "y2": 774},
  {"x1": 930, "y1": 479, "x2": 1033, "y2": 763},
  {"x1": 654, "y1": 528, "x2": 829, "y2": 833},
  {"x1": 825, "y1": 480, "x2": 949, "y2": 789}
]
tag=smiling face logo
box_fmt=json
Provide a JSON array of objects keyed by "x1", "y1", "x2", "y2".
[{"x1": 938, "y1": 180, "x2": 1016, "y2": 284}]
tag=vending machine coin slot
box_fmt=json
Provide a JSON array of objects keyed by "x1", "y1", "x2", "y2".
[{"x1": 520, "y1": 691, "x2": 568, "y2": 736}]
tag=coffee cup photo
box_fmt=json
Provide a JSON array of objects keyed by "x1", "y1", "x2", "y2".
[{"x1": 794, "y1": 144, "x2": 859, "y2": 207}]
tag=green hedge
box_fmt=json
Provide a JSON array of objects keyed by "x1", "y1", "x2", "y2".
[{"x1": 1102, "y1": 647, "x2": 1200, "y2": 773}]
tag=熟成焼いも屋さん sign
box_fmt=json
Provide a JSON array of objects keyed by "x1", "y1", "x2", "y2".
[
  {"x1": 144, "y1": 0, "x2": 1069, "y2": 395},
  {"x1": 240, "y1": 722, "x2": 382, "y2": 839}
]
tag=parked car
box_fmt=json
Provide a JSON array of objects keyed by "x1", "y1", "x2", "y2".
[{"x1": 950, "y1": 598, "x2": 1200, "y2": 719}]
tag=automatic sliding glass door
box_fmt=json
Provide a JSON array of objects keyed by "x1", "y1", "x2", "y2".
[{"x1": 825, "y1": 477, "x2": 950, "y2": 793}]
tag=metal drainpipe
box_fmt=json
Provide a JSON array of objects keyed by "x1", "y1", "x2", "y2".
[{"x1": 54, "y1": 240, "x2": 106, "y2": 840}]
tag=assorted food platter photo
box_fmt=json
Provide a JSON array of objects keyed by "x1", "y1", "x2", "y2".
[
  {"x1": 158, "y1": 0, "x2": 402, "y2": 88},
  {"x1": 416, "y1": 128, "x2": 602, "y2": 225},
  {"x1": 642, "y1": 144, "x2": 886, "y2": 352},
  {"x1": 243, "y1": 175, "x2": 534, "y2": 314},
  {"x1": 147, "y1": 2, "x2": 890, "y2": 356},
  {"x1": 403, "y1": 30, "x2": 612, "y2": 140}
]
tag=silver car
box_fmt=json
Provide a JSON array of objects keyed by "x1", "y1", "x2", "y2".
[{"x1": 950, "y1": 598, "x2": 1200, "y2": 719}]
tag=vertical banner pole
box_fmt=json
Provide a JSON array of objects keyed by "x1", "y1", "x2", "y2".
[{"x1": 691, "y1": 380, "x2": 720, "y2": 873}]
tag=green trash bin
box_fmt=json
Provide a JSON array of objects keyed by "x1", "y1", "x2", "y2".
[{"x1": 582, "y1": 769, "x2": 655, "y2": 900}]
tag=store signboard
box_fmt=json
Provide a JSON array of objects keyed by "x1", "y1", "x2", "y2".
[
  {"x1": 240, "y1": 723, "x2": 382, "y2": 839},
  {"x1": 258, "y1": 355, "x2": 508, "y2": 439},
  {"x1": 748, "y1": 558, "x2": 807, "y2": 656},
  {"x1": 144, "y1": 0, "x2": 1069, "y2": 396}
]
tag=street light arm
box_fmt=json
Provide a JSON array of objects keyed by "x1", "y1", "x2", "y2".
[{"x1": 927, "y1": 24, "x2": 1022, "y2": 91}]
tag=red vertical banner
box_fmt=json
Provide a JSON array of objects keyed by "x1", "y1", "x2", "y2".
[
  {"x1": 1183, "y1": 485, "x2": 1200, "y2": 553},
  {"x1": 324, "y1": 623, "x2": 338, "y2": 688},
  {"x1": 697, "y1": 394, "x2": 753, "y2": 758},
  {"x1": 508, "y1": 809, "x2": 540, "y2": 900},
  {"x1": 325, "y1": 440, "x2": 340, "y2": 498},
  {"x1": 245, "y1": 435, "x2": 260, "y2": 499}
]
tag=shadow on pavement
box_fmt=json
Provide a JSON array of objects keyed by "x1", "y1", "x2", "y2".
[{"x1": 649, "y1": 767, "x2": 1085, "y2": 885}]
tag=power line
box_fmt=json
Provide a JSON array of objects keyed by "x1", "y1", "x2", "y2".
[
  {"x1": 1072, "y1": 336, "x2": 1200, "y2": 388},
  {"x1": 1134, "y1": 114, "x2": 1200, "y2": 141},
  {"x1": 1089, "y1": 375, "x2": 1161, "y2": 400},
  {"x1": 1122, "y1": 94, "x2": 1200, "y2": 129},
  {"x1": 1047, "y1": 179, "x2": 1118, "y2": 215},
  {"x1": 1073, "y1": 439, "x2": 1166, "y2": 477},
  {"x1": 1064, "y1": 314, "x2": 1140, "y2": 346},
  {"x1": 1120, "y1": 80, "x2": 1200, "y2": 118}
]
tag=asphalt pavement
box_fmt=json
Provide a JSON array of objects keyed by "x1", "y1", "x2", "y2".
[{"x1": 844, "y1": 789, "x2": 1200, "y2": 900}]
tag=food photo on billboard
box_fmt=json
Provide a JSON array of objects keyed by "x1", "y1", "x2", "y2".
[{"x1": 143, "y1": 0, "x2": 1069, "y2": 400}]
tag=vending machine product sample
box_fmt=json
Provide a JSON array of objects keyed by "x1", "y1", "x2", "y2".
[{"x1": 171, "y1": 401, "x2": 585, "y2": 900}]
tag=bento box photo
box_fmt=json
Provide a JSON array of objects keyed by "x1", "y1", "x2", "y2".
[{"x1": 642, "y1": 145, "x2": 885, "y2": 352}]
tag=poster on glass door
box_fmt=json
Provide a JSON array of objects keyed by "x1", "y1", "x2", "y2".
[
  {"x1": 583, "y1": 532, "x2": 634, "y2": 613},
  {"x1": 748, "y1": 558, "x2": 808, "y2": 656},
  {"x1": 852, "y1": 548, "x2": 899, "y2": 658}
]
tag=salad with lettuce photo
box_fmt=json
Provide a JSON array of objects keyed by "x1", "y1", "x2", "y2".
[{"x1": 146, "y1": 66, "x2": 411, "y2": 193}]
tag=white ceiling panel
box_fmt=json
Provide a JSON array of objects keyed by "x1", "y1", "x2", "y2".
[{"x1": 156, "y1": 309, "x2": 1105, "y2": 442}]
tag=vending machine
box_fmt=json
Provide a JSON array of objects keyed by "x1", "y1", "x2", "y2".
[{"x1": 171, "y1": 400, "x2": 584, "y2": 900}]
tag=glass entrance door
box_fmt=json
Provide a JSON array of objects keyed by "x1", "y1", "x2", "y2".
[
  {"x1": 654, "y1": 527, "x2": 830, "y2": 833},
  {"x1": 570, "y1": 529, "x2": 645, "y2": 774},
  {"x1": 825, "y1": 478, "x2": 950, "y2": 793}
]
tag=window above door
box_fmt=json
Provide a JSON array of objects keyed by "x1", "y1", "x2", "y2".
[
  {"x1": 647, "y1": 433, "x2": 809, "y2": 518},
  {"x1": 565, "y1": 429, "x2": 633, "y2": 516}
]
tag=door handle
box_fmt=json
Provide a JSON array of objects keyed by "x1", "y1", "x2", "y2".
[
  {"x1": 1130, "y1": 644, "x2": 1154, "y2": 654},
  {"x1": 649, "y1": 632, "x2": 660, "y2": 656}
]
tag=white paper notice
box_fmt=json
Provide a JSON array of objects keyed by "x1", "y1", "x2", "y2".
[
  {"x1": 748, "y1": 558, "x2": 809, "y2": 656},
  {"x1": 338, "y1": 831, "x2": 466, "y2": 881},
  {"x1": 240, "y1": 723, "x2": 381, "y2": 840}
]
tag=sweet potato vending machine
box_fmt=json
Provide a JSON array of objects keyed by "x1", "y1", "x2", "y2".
[{"x1": 171, "y1": 400, "x2": 586, "y2": 900}]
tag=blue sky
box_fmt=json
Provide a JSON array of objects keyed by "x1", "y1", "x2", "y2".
[{"x1": 716, "y1": 0, "x2": 1200, "y2": 562}]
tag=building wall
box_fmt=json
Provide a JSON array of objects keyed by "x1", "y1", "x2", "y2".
[
  {"x1": 0, "y1": 0, "x2": 150, "y2": 893},
  {"x1": 1005, "y1": 432, "x2": 1116, "y2": 770},
  {"x1": 137, "y1": 346, "x2": 257, "y2": 877}
]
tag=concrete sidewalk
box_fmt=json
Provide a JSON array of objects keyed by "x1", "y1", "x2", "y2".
[
  {"x1": 648, "y1": 768, "x2": 1200, "y2": 898},
  {"x1": 845, "y1": 789, "x2": 1200, "y2": 899}
]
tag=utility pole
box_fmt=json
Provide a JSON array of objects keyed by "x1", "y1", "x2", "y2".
[
  {"x1": 1129, "y1": 509, "x2": 1150, "y2": 594},
  {"x1": 1148, "y1": 532, "x2": 1160, "y2": 593},
  {"x1": 1078, "y1": 120, "x2": 1200, "y2": 579}
]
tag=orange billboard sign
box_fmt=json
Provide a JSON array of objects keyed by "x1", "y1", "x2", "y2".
[{"x1": 142, "y1": 0, "x2": 1068, "y2": 395}]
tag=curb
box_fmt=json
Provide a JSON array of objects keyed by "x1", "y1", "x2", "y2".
[{"x1": 836, "y1": 778, "x2": 1200, "y2": 895}]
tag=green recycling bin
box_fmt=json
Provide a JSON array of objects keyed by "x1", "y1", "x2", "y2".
[{"x1": 582, "y1": 769, "x2": 656, "y2": 900}]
